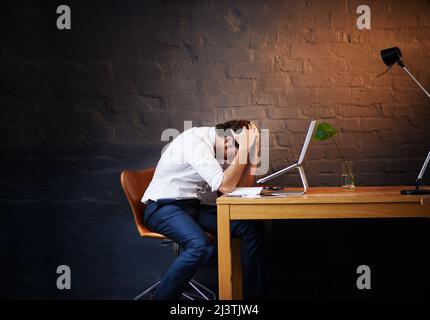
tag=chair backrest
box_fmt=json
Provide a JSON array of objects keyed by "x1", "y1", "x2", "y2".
[{"x1": 120, "y1": 168, "x2": 165, "y2": 239}]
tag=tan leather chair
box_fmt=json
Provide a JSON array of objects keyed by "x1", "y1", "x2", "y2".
[{"x1": 120, "y1": 168, "x2": 215, "y2": 300}]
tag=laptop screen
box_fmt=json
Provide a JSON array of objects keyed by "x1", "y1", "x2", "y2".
[{"x1": 298, "y1": 120, "x2": 317, "y2": 166}]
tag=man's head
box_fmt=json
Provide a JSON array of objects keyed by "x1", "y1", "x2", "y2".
[{"x1": 215, "y1": 119, "x2": 252, "y2": 160}]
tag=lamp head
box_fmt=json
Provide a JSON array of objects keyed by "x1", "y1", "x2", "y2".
[{"x1": 380, "y1": 47, "x2": 404, "y2": 67}]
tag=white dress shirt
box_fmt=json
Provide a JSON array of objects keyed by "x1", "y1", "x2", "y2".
[{"x1": 142, "y1": 127, "x2": 224, "y2": 204}]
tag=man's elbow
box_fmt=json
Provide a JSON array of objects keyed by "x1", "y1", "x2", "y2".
[{"x1": 218, "y1": 184, "x2": 234, "y2": 194}]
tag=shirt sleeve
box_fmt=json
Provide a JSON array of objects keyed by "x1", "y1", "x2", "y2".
[{"x1": 183, "y1": 134, "x2": 224, "y2": 192}]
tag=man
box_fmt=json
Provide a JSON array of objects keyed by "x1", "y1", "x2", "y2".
[{"x1": 142, "y1": 120, "x2": 265, "y2": 300}]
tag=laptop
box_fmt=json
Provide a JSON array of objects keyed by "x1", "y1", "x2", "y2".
[{"x1": 256, "y1": 120, "x2": 317, "y2": 195}]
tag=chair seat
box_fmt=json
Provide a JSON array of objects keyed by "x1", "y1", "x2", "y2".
[
  {"x1": 141, "y1": 230, "x2": 214, "y2": 241},
  {"x1": 142, "y1": 231, "x2": 168, "y2": 239}
]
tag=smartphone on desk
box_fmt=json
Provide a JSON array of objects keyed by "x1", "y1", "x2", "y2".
[{"x1": 262, "y1": 186, "x2": 283, "y2": 190}]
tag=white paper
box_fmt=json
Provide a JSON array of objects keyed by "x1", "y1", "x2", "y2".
[
  {"x1": 227, "y1": 187, "x2": 263, "y2": 197},
  {"x1": 242, "y1": 193, "x2": 292, "y2": 198}
]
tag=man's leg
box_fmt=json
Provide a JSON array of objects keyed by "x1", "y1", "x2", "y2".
[
  {"x1": 197, "y1": 204, "x2": 266, "y2": 300},
  {"x1": 145, "y1": 203, "x2": 214, "y2": 300}
]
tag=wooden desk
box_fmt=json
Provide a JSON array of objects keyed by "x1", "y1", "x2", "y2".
[{"x1": 216, "y1": 186, "x2": 430, "y2": 300}]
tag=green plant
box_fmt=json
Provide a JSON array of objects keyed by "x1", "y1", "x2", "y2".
[{"x1": 313, "y1": 122, "x2": 355, "y2": 186}]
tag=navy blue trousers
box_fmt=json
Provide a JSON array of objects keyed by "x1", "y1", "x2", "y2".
[{"x1": 143, "y1": 199, "x2": 265, "y2": 300}]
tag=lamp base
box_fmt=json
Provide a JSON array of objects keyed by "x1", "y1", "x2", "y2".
[{"x1": 400, "y1": 189, "x2": 430, "y2": 195}]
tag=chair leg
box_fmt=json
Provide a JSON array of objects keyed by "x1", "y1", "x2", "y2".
[
  {"x1": 134, "y1": 280, "x2": 161, "y2": 300},
  {"x1": 136, "y1": 241, "x2": 216, "y2": 300},
  {"x1": 135, "y1": 279, "x2": 216, "y2": 300},
  {"x1": 189, "y1": 279, "x2": 216, "y2": 300},
  {"x1": 181, "y1": 292, "x2": 194, "y2": 300},
  {"x1": 188, "y1": 281, "x2": 210, "y2": 300},
  {"x1": 181, "y1": 279, "x2": 216, "y2": 300}
]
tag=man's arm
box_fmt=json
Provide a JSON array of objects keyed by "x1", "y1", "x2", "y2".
[
  {"x1": 236, "y1": 135, "x2": 260, "y2": 187},
  {"x1": 218, "y1": 124, "x2": 259, "y2": 194}
]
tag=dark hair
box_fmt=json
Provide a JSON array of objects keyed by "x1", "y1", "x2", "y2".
[
  {"x1": 215, "y1": 119, "x2": 251, "y2": 132},
  {"x1": 215, "y1": 119, "x2": 251, "y2": 148}
]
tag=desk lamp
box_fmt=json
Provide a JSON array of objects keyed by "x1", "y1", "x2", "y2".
[{"x1": 379, "y1": 47, "x2": 430, "y2": 195}]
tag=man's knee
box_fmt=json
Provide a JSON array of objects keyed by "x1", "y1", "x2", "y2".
[
  {"x1": 234, "y1": 221, "x2": 265, "y2": 242},
  {"x1": 186, "y1": 239, "x2": 214, "y2": 263}
]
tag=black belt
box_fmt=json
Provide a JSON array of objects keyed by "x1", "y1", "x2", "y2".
[
  {"x1": 149, "y1": 198, "x2": 200, "y2": 206},
  {"x1": 144, "y1": 198, "x2": 201, "y2": 223}
]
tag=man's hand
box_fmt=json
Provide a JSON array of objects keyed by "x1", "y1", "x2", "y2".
[
  {"x1": 236, "y1": 122, "x2": 260, "y2": 187},
  {"x1": 219, "y1": 122, "x2": 261, "y2": 193},
  {"x1": 248, "y1": 122, "x2": 260, "y2": 148},
  {"x1": 238, "y1": 122, "x2": 259, "y2": 151}
]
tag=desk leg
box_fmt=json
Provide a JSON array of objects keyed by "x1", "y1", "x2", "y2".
[
  {"x1": 217, "y1": 204, "x2": 232, "y2": 300},
  {"x1": 232, "y1": 238, "x2": 242, "y2": 300}
]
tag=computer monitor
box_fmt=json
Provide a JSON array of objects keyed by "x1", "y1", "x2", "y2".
[{"x1": 256, "y1": 120, "x2": 317, "y2": 194}]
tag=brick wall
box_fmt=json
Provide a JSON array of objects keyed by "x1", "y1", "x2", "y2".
[
  {"x1": 1, "y1": 0, "x2": 429, "y2": 298},
  {"x1": 2, "y1": 0, "x2": 430, "y2": 205}
]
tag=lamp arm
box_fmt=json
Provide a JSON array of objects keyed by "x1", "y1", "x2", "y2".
[
  {"x1": 417, "y1": 150, "x2": 430, "y2": 183},
  {"x1": 401, "y1": 66, "x2": 430, "y2": 99}
]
